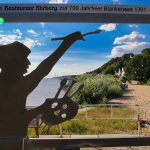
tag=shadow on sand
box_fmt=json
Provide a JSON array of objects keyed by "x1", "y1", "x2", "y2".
[{"x1": 109, "y1": 88, "x2": 135, "y2": 105}]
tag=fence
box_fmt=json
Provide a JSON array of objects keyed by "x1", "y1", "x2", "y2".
[
  {"x1": 1, "y1": 104, "x2": 150, "y2": 149},
  {"x1": 28, "y1": 104, "x2": 150, "y2": 137}
]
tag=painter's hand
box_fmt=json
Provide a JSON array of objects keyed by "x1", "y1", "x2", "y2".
[{"x1": 64, "y1": 31, "x2": 85, "y2": 41}]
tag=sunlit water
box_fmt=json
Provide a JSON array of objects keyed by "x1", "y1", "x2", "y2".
[{"x1": 26, "y1": 78, "x2": 65, "y2": 107}]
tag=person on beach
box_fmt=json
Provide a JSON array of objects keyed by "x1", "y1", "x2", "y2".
[{"x1": 0, "y1": 32, "x2": 84, "y2": 149}]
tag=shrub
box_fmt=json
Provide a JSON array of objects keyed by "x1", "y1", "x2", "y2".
[
  {"x1": 120, "y1": 76, "x2": 127, "y2": 83},
  {"x1": 73, "y1": 75, "x2": 124, "y2": 104},
  {"x1": 73, "y1": 74, "x2": 92, "y2": 82},
  {"x1": 107, "y1": 84, "x2": 124, "y2": 99},
  {"x1": 146, "y1": 78, "x2": 150, "y2": 86}
]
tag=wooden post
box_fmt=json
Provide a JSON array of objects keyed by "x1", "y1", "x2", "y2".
[
  {"x1": 85, "y1": 107, "x2": 88, "y2": 120},
  {"x1": 59, "y1": 124, "x2": 63, "y2": 138},
  {"x1": 35, "y1": 116, "x2": 40, "y2": 138},
  {"x1": 110, "y1": 105, "x2": 113, "y2": 119},
  {"x1": 137, "y1": 105, "x2": 141, "y2": 136}
]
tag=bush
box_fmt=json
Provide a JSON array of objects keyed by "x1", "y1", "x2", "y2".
[
  {"x1": 73, "y1": 75, "x2": 124, "y2": 104},
  {"x1": 107, "y1": 84, "x2": 124, "y2": 99},
  {"x1": 146, "y1": 78, "x2": 150, "y2": 85},
  {"x1": 73, "y1": 74, "x2": 92, "y2": 82},
  {"x1": 120, "y1": 76, "x2": 127, "y2": 83}
]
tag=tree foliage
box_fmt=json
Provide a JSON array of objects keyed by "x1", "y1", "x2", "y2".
[
  {"x1": 90, "y1": 48, "x2": 150, "y2": 83},
  {"x1": 142, "y1": 48, "x2": 150, "y2": 55},
  {"x1": 125, "y1": 54, "x2": 150, "y2": 82},
  {"x1": 91, "y1": 53, "x2": 134, "y2": 75}
]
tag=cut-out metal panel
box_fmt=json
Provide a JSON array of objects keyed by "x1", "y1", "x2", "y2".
[{"x1": 0, "y1": 4, "x2": 150, "y2": 23}]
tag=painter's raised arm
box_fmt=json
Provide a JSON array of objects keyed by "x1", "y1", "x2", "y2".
[{"x1": 23, "y1": 32, "x2": 84, "y2": 93}]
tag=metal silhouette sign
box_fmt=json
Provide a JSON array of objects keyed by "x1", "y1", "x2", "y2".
[
  {"x1": 0, "y1": 31, "x2": 101, "y2": 149},
  {"x1": 1, "y1": 4, "x2": 150, "y2": 23}
]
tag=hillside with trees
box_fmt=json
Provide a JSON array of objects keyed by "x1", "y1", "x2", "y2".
[
  {"x1": 72, "y1": 48, "x2": 150, "y2": 104},
  {"x1": 91, "y1": 53, "x2": 134, "y2": 75},
  {"x1": 90, "y1": 48, "x2": 150, "y2": 84}
]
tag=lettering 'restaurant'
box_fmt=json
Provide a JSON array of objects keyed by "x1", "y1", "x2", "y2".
[{"x1": 5, "y1": 5, "x2": 34, "y2": 10}]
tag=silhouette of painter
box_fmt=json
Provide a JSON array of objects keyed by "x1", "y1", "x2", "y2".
[{"x1": 0, "y1": 30, "x2": 101, "y2": 149}]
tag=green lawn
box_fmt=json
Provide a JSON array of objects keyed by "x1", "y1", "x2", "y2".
[{"x1": 28, "y1": 106, "x2": 138, "y2": 137}]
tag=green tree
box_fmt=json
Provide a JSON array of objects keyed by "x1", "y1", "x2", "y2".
[
  {"x1": 142, "y1": 48, "x2": 150, "y2": 55},
  {"x1": 93, "y1": 53, "x2": 134, "y2": 75},
  {"x1": 125, "y1": 54, "x2": 150, "y2": 82},
  {"x1": 104, "y1": 65, "x2": 115, "y2": 75}
]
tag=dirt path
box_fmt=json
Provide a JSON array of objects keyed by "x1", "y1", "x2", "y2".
[
  {"x1": 81, "y1": 85, "x2": 150, "y2": 150},
  {"x1": 110, "y1": 84, "x2": 150, "y2": 119}
]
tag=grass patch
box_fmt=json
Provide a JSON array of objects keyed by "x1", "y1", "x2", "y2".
[
  {"x1": 76, "y1": 106, "x2": 135, "y2": 120},
  {"x1": 28, "y1": 107, "x2": 137, "y2": 137}
]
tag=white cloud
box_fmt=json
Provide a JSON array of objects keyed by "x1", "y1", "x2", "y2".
[
  {"x1": 23, "y1": 38, "x2": 42, "y2": 48},
  {"x1": 27, "y1": 29, "x2": 38, "y2": 36},
  {"x1": 43, "y1": 31, "x2": 56, "y2": 38},
  {"x1": 99, "y1": 23, "x2": 117, "y2": 32},
  {"x1": 109, "y1": 42, "x2": 150, "y2": 58},
  {"x1": 50, "y1": 32, "x2": 56, "y2": 37},
  {"x1": 128, "y1": 24, "x2": 139, "y2": 28},
  {"x1": 108, "y1": 31, "x2": 150, "y2": 58},
  {"x1": 48, "y1": 0, "x2": 68, "y2": 4},
  {"x1": 13, "y1": 29, "x2": 22, "y2": 36},
  {"x1": 40, "y1": 22, "x2": 45, "y2": 28},
  {"x1": 0, "y1": 34, "x2": 21, "y2": 45},
  {"x1": 114, "y1": 31, "x2": 145, "y2": 44},
  {"x1": 0, "y1": 30, "x2": 23, "y2": 45},
  {"x1": 0, "y1": 30, "x2": 42, "y2": 49}
]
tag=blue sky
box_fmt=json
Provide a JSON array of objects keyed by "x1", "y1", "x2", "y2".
[{"x1": 0, "y1": 0, "x2": 150, "y2": 77}]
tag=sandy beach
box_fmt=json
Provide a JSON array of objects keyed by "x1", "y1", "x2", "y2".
[{"x1": 110, "y1": 84, "x2": 150, "y2": 119}]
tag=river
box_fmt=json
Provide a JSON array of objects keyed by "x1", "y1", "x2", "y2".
[{"x1": 26, "y1": 78, "x2": 65, "y2": 107}]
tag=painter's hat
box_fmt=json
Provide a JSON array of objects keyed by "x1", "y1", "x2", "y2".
[{"x1": 0, "y1": 41, "x2": 31, "y2": 67}]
